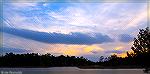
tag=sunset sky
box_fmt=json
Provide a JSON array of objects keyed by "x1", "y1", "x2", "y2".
[{"x1": 1, "y1": 0, "x2": 148, "y2": 61}]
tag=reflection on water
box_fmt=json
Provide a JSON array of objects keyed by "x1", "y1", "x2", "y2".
[{"x1": 0, "y1": 67, "x2": 147, "y2": 74}]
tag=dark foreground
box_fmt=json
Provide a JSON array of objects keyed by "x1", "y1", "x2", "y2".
[{"x1": 0, "y1": 67, "x2": 147, "y2": 74}]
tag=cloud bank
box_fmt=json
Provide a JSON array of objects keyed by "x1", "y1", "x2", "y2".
[
  {"x1": 118, "y1": 34, "x2": 134, "y2": 43},
  {"x1": 2, "y1": 27, "x2": 113, "y2": 45}
]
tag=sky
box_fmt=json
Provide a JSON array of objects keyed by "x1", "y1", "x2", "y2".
[{"x1": 1, "y1": 0, "x2": 148, "y2": 61}]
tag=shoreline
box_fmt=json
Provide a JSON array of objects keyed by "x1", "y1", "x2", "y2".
[{"x1": 0, "y1": 66, "x2": 146, "y2": 69}]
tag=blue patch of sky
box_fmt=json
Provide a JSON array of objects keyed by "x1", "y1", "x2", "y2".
[{"x1": 3, "y1": 2, "x2": 75, "y2": 28}]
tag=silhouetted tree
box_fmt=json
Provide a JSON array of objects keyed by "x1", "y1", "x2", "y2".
[
  {"x1": 99, "y1": 56, "x2": 104, "y2": 62},
  {"x1": 131, "y1": 27, "x2": 150, "y2": 54},
  {"x1": 0, "y1": 53, "x2": 94, "y2": 67},
  {"x1": 128, "y1": 27, "x2": 150, "y2": 68}
]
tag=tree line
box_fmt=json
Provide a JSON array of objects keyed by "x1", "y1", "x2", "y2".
[
  {"x1": 0, "y1": 53, "x2": 94, "y2": 67},
  {"x1": 97, "y1": 27, "x2": 150, "y2": 69},
  {"x1": 0, "y1": 27, "x2": 149, "y2": 68}
]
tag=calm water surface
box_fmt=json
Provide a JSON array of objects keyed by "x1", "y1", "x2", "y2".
[{"x1": 0, "y1": 67, "x2": 148, "y2": 74}]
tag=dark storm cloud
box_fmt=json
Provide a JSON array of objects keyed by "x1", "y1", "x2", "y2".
[
  {"x1": 2, "y1": 27, "x2": 113, "y2": 45},
  {"x1": 118, "y1": 34, "x2": 134, "y2": 43}
]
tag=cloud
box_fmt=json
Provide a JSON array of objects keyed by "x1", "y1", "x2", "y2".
[
  {"x1": 2, "y1": 33, "x2": 107, "y2": 61},
  {"x1": 105, "y1": 50, "x2": 125, "y2": 54},
  {"x1": 114, "y1": 46, "x2": 123, "y2": 50},
  {"x1": 3, "y1": 0, "x2": 147, "y2": 3},
  {"x1": 63, "y1": 48, "x2": 80, "y2": 56},
  {"x1": 0, "y1": 47, "x2": 32, "y2": 54},
  {"x1": 3, "y1": 2, "x2": 146, "y2": 36},
  {"x1": 118, "y1": 34, "x2": 134, "y2": 43},
  {"x1": 11, "y1": 3, "x2": 37, "y2": 8},
  {"x1": 111, "y1": 52, "x2": 127, "y2": 58},
  {"x1": 83, "y1": 45, "x2": 103, "y2": 53},
  {"x1": 3, "y1": 33, "x2": 65, "y2": 55},
  {"x1": 125, "y1": 8, "x2": 147, "y2": 29},
  {"x1": 2, "y1": 27, "x2": 113, "y2": 45},
  {"x1": 3, "y1": 32, "x2": 134, "y2": 61}
]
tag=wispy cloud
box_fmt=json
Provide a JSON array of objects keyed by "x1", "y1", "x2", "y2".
[
  {"x1": 3, "y1": 2, "x2": 147, "y2": 35},
  {"x1": 11, "y1": 3, "x2": 37, "y2": 8}
]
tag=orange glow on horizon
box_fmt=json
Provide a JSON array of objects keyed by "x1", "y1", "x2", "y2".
[
  {"x1": 63, "y1": 45, "x2": 82, "y2": 56},
  {"x1": 117, "y1": 53, "x2": 127, "y2": 58},
  {"x1": 114, "y1": 46, "x2": 123, "y2": 50},
  {"x1": 64, "y1": 49, "x2": 80, "y2": 56},
  {"x1": 84, "y1": 45, "x2": 104, "y2": 53}
]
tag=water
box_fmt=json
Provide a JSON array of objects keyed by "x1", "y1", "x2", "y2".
[{"x1": 0, "y1": 67, "x2": 148, "y2": 74}]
